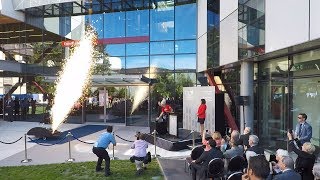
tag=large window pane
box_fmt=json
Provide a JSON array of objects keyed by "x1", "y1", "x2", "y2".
[
  {"x1": 150, "y1": 2, "x2": 174, "y2": 41},
  {"x1": 104, "y1": 12, "x2": 125, "y2": 38},
  {"x1": 258, "y1": 57, "x2": 289, "y2": 151},
  {"x1": 109, "y1": 56, "x2": 125, "y2": 70},
  {"x1": 150, "y1": 41, "x2": 174, "y2": 55},
  {"x1": 105, "y1": 44, "x2": 125, "y2": 56},
  {"x1": 175, "y1": 54, "x2": 196, "y2": 70},
  {"x1": 126, "y1": 56, "x2": 149, "y2": 70},
  {"x1": 87, "y1": 14, "x2": 104, "y2": 38},
  {"x1": 175, "y1": 40, "x2": 196, "y2": 54},
  {"x1": 126, "y1": 43, "x2": 149, "y2": 56},
  {"x1": 175, "y1": 3, "x2": 196, "y2": 39},
  {"x1": 150, "y1": 55, "x2": 174, "y2": 71},
  {"x1": 126, "y1": 10, "x2": 149, "y2": 37}
]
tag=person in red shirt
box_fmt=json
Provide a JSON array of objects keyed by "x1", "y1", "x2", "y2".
[
  {"x1": 197, "y1": 99, "x2": 206, "y2": 136},
  {"x1": 156, "y1": 99, "x2": 173, "y2": 122}
]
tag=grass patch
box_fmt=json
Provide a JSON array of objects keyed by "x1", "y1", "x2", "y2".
[{"x1": 0, "y1": 160, "x2": 163, "y2": 180}]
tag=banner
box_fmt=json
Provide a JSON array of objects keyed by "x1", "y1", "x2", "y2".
[{"x1": 183, "y1": 86, "x2": 215, "y2": 132}]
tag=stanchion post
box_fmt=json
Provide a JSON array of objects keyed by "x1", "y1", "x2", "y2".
[
  {"x1": 21, "y1": 134, "x2": 32, "y2": 163},
  {"x1": 192, "y1": 130, "x2": 195, "y2": 149},
  {"x1": 153, "y1": 130, "x2": 160, "y2": 158},
  {"x1": 110, "y1": 132, "x2": 118, "y2": 160},
  {"x1": 66, "y1": 132, "x2": 75, "y2": 162}
]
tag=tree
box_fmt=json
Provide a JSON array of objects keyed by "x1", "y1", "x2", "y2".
[{"x1": 152, "y1": 73, "x2": 194, "y2": 100}]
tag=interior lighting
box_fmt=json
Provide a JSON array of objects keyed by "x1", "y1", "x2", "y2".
[
  {"x1": 29, "y1": 34, "x2": 43, "y2": 37},
  {"x1": 15, "y1": 29, "x2": 34, "y2": 33},
  {"x1": 0, "y1": 31, "x2": 14, "y2": 34}
]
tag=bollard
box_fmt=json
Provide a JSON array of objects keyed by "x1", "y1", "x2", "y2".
[
  {"x1": 192, "y1": 130, "x2": 195, "y2": 149},
  {"x1": 66, "y1": 132, "x2": 75, "y2": 162},
  {"x1": 110, "y1": 132, "x2": 118, "y2": 160},
  {"x1": 21, "y1": 134, "x2": 32, "y2": 163},
  {"x1": 152, "y1": 130, "x2": 160, "y2": 158}
]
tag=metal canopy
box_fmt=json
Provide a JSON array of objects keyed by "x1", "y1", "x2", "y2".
[
  {"x1": 91, "y1": 74, "x2": 151, "y2": 86},
  {"x1": 16, "y1": 0, "x2": 196, "y2": 18},
  {"x1": 43, "y1": 74, "x2": 152, "y2": 87}
]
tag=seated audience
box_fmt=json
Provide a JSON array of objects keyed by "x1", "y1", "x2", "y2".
[
  {"x1": 190, "y1": 137, "x2": 223, "y2": 180},
  {"x1": 269, "y1": 156, "x2": 301, "y2": 180},
  {"x1": 223, "y1": 138, "x2": 244, "y2": 160},
  {"x1": 130, "y1": 133, "x2": 149, "y2": 176},
  {"x1": 212, "y1": 131, "x2": 223, "y2": 148},
  {"x1": 287, "y1": 131, "x2": 316, "y2": 180},
  {"x1": 238, "y1": 127, "x2": 251, "y2": 148},
  {"x1": 242, "y1": 155, "x2": 270, "y2": 180},
  {"x1": 271, "y1": 149, "x2": 289, "y2": 174},
  {"x1": 245, "y1": 135, "x2": 264, "y2": 160},
  {"x1": 313, "y1": 163, "x2": 320, "y2": 180}
]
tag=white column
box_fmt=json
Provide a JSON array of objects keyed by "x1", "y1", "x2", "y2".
[{"x1": 240, "y1": 61, "x2": 254, "y2": 133}]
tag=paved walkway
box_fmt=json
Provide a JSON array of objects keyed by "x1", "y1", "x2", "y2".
[{"x1": 0, "y1": 120, "x2": 192, "y2": 179}]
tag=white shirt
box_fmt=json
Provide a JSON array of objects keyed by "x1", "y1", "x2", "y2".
[{"x1": 131, "y1": 140, "x2": 148, "y2": 157}]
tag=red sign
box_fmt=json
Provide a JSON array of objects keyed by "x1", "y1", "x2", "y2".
[{"x1": 61, "y1": 40, "x2": 80, "y2": 47}]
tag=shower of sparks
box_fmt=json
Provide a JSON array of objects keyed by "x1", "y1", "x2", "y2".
[
  {"x1": 51, "y1": 30, "x2": 96, "y2": 132},
  {"x1": 130, "y1": 66, "x2": 157, "y2": 115}
]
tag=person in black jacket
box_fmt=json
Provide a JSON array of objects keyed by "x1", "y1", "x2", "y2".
[
  {"x1": 287, "y1": 131, "x2": 316, "y2": 180},
  {"x1": 190, "y1": 138, "x2": 223, "y2": 180}
]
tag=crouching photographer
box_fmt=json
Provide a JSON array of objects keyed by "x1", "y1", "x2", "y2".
[{"x1": 130, "y1": 132, "x2": 151, "y2": 176}]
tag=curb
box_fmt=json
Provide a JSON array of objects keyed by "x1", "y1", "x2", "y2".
[{"x1": 156, "y1": 157, "x2": 167, "y2": 180}]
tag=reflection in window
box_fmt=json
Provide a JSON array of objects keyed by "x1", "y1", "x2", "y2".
[
  {"x1": 126, "y1": 43, "x2": 149, "y2": 56},
  {"x1": 175, "y1": 54, "x2": 196, "y2": 70},
  {"x1": 104, "y1": 12, "x2": 125, "y2": 38},
  {"x1": 126, "y1": 56, "x2": 149, "y2": 69},
  {"x1": 150, "y1": 4, "x2": 174, "y2": 41},
  {"x1": 105, "y1": 44, "x2": 125, "y2": 56},
  {"x1": 150, "y1": 55, "x2": 174, "y2": 71},
  {"x1": 126, "y1": 10, "x2": 149, "y2": 37},
  {"x1": 107, "y1": 56, "x2": 125, "y2": 71},
  {"x1": 150, "y1": 41, "x2": 174, "y2": 55},
  {"x1": 109, "y1": 56, "x2": 124, "y2": 70},
  {"x1": 175, "y1": 40, "x2": 196, "y2": 54},
  {"x1": 175, "y1": 3, "x2": 196, "y2": 39},
  {"x1": 87, "y1": 14, "x2": 104, "y2": 38}
]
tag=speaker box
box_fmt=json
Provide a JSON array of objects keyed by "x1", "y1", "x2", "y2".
[{"x1": 215, "y1": 93, "x2": 225, "y2": 136}]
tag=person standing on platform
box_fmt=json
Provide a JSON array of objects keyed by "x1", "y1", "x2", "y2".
[
  {"x1": 156, "y1": 99, "x2": 173, "y2": 134},
  {"x1": 197, "y1": 99, "x2": 207, "y2": 137}
]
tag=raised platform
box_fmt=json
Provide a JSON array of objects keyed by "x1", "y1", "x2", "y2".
[{"x1": 145, "y1": 128, "x2": 202, "y2": 151}]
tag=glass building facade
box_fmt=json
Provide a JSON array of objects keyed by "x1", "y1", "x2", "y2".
[{"x1": 0, "y1": 0, "x2": 198, "y2": 127}]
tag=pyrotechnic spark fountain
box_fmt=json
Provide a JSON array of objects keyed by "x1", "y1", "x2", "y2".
[
  {"x1": 130, "y1": 66, "x2": 157, "y2": 114},
  {"x1": 51, "y1": 30, "x2": 96, "y2": 132}
]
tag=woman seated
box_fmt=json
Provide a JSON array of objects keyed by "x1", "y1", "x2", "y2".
[
  {"x1": 287, "y1": 131, "x2": 316, "y2": 180},
  {"x1": 212, "y1": 131, "x2": 223, "y2": 148}
]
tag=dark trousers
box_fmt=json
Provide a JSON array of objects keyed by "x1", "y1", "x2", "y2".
[
  {"x1": 190, "y1": 163, "x2": 206, "y2": 180},
  {"x1": 92, "y1": 147, "x2": 110, "y2": 175}
]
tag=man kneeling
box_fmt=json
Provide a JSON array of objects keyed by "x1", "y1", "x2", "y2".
[{"x1": 130, "y1": 133, "x2": 150, "y2": 175}]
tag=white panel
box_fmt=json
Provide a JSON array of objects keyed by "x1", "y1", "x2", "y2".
[
  {"x1": 197, "y1": 0, "x2": 207, "y2": 72},
  {"x1": 265, "y1": 0, "x2": 309, "y2": 53},
  {"x1": 220, "y1": 11, "x2": 238, "y2": 66},
  {"x1": 197, "y1": 35, "x2": 207, "y2": 72},
  {"x1": 44, "y1": 17, "x2": 60, "y2": 35},
  {"x1": 12, "y1": 0, "x2": 77, "y2": 10},
  {"x1": 220, "y1": 0, "x2": 238, "y2": 21},
  {"x1": 183, "y1": 87, "x2": 215, "y2": 132},
  {"x1": 0, "y1": 0, "x2": 24, "y2": 22},
  {"x1": 310, "y1": 0, "x2": 320, "y2": 40}
]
